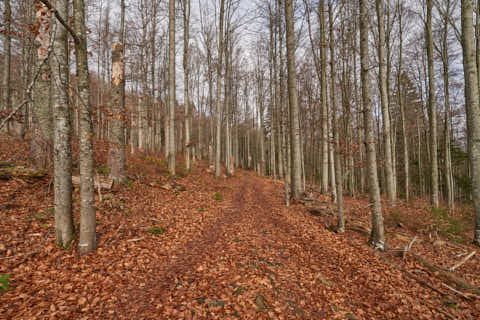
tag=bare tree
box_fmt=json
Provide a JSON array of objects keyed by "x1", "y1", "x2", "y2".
[
  {"x1": 360, "y1": 0, "x2": 385, "y2": 249},
  {"x1": 182, "y1": 0, "x2": 192, "y2": 170},
  {"x1": 51, "y1": 0, "x2": 74, "y2": 247},
  {"x1": 168, "y1": 0, "x2": 176, "y2": 175},
  {"x1": 461, "y1": 0, "x2": 480, "y2": 246},
  {"x1": 215, "y1": 0, "x2": 226, "y2": 178},
  {"x1": 108, "y1": 0, "x2": 126, "y2": 184},
  {"x1": 2, "y1": 0, "x2": 12, "y2": 134},
  {"x1": 376, "y1": 0, "x2": 396, "y2": 206},
  {"x1": 426, "y1": 0, "x2": 440, "y2": 207},
  {"x1": 284, "y1": 0, "x2": 303, "y2": 199},
  {"x1": 74, "y1": 0, "x2": 96, "y2": 254}
]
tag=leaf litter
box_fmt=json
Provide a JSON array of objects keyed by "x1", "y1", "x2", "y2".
[{"x1": 0, "y1": 135, "x2": 479, "y2": 319}]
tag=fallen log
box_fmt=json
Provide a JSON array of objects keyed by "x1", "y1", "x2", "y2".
[
  {"x1": 72, "y1": 175, "x2": 113, "y2": 190},
  {"x1": 412, "y1": 253, "x2": 480, "y2": 296},
  {"x1": 307, "y1": 206, "x2": 334, "y2": 217}
]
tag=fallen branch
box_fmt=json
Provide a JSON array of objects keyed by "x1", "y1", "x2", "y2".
[
  {"x1": 380, "y1": 255, "x2": 447, "y2": 297},
  {"x1": 442, "y1": 283, "x2": 474, "y2": 301},
  {"x1": 307, "y1": 206, "x2": 334, "y2": 217},
  {"x1": 448, "y1": 251, "x2": 476, "y2": 272},
  {"x1": 72, "y1": 175, "x2": 113, "y2": 190},
  {"x1": 412, "y1": 253, "x2": 480, "y2": 296}
]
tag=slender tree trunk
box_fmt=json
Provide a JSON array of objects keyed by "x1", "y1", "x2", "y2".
[
  {"x1": 51, "y1": 0, "x2": 74, "y2": 247},
  {"x1": 461, "y1": 0, "x2": 480, "y2": 246},
  {"x1": 168, "y1": 0, "x2": 176, "y2": 175},
  {"x1": 74, "y1": 0, "x2": 96, "y2": 254},
  {"x1": 426, "y1": 0, "x2": 440, "y2": 207},
  {"x1": 108, "y1": 0, "x2": 126, "y2": 184},
  {"x1": 31, "y1": 4, "x2": 53, "y2": 168},
  {"x1": 360, "y1": 0, "x2": 385, "y2": 249},
  {"x1": 397, "y1": 0, "x2": 409, "y2": 202},
  {"x1": 284, "y1": 0, "x2": 303, "y2": 199},
  {"x1": 376, "y1": 0, "x2": 395, "y2": 206},
  {"x1": 215, "y1": 0, "x2": 226, "y2": 178},
  {"x1": 319, "y1": 0, "x2": 329, "y2": 194},
  {"x1": 329, "y1": 0, "x2": 344, "y2": 232},
  {"x1": 183, "y1": 0, "x2": 191, "y2": 170},
  {"x1": 3, "y1": 0, "x2": 12, "y2": 134}
]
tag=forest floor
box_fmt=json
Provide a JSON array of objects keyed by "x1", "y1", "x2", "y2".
[{"x1": 1, "y1": 135, "x2": 480, "y2": 319}]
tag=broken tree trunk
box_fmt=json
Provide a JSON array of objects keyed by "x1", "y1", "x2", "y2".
[{"x1": 72, "y1": 175, "x2": 113, "y2": 190}]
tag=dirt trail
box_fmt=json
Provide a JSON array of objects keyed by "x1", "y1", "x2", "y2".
[
  {"x1": 115, "y1": 171, "x2": 475, "y2": 319},
  {"x1": 1, "y1": 145, "x2": 479, "y2": 320}
]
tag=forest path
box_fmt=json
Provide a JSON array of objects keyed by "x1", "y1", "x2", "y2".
[
  {"x1": 1, "y1": 134, "x2": 476, "y2": 320},
  {"x1": 114, "y1": 170, "x2": 452, "y2": 319}
]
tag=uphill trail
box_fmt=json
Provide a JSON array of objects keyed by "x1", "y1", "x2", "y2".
[
  {"x1": 0, "y1": 137, "x2": 478, "y2": 320},
  {"x1": 112, "y1": 171, "x2": 469, "y2": 319}
]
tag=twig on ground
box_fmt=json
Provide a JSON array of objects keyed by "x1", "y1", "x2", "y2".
[
  {"x1": 448, "y1": 251, "x2": 476, "y2": 272},
  {"x1": 442, "y1": 283, "x2": 475, "y2": 301}
]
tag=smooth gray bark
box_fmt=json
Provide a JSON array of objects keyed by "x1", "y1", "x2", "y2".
[
  {"x1": 284, "y1": 0, "x2": 303, "y2": 199},
  {"x1": 360, "y1": 0, "x2": 385, "y2": 249},
  {"x1": 168, "y1": 0, "x2": 176, "y2": 175},
  {"x1": 461, "y1": 0, "x2": 480, "y2": 246},
  {"x1": 74, "y1": 0, "x2": 96, "y2": 254},
  {"x1": 51, "y1": 0, "x2": 74, "y2": 247}
]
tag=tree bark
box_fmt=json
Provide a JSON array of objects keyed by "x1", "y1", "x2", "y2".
[
  {"x1": 376, "y1": 0, "x2": 395, "y2": 207},
  {"x1": 51, "y1": 0, "x2": 74, "y2": 247},
  {"x1": 2, "y1": 0, "x2": 12, "y2": 134},
  {"x1": 183, "y1": 0, "x2": 191, "y2": 170},
  {"x1": 360, "y1": 0, "x2": 385, "y2": 249},
  {"x1": 168, "y1": 0, "x2": 176, "y2": 175},
  {"x1": 426, "y1": 0, "x2": 440, "y2": 207},
  {"x1": 329, "y1": 0, "x2": 344, "y2": 232},
  {"x1": 215, "y1": 0, "x2": 226, "y2": 178},
  {"x1": 461, "y1": 0, "x2": 480, "y2": 246},
  {"x1": 284, "y1": 0, "x2": 303, "y2": 199},
  {"x1": 108, "y1": 0, "x2": 126, "y2": 184},
  {"x1": 74, "y1": 0, "x2": 96, "y2": 254},
  {"x1": 31, "y1": 3, "x2": 53, "y2": 168}
]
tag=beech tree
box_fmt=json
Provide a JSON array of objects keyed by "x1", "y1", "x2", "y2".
[
  {"x1": 108, "y1": 0, "x2": 127, "y2": 184},
  {"x1": 74, "y1": 0, "x2": 96, "y2": 254},
  {"x1": 284, "y1": 0, "x2": 303, "y2": 199},
  {"x1": 50, "y1": 0, "x2": 74, "y2": 247},
  {"x1": 168, "y1": 0, "x2": 176, "y2": 175},
  {"x1": 360, "y1": 0, "x2": 385, "y2": 249},
  {"x1": 461, "y1": 0, "x2": 480, "y2": 246}
]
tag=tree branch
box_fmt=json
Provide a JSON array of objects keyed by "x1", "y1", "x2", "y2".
[
  {"x1": 0, "y1": 19, "x2": 57, "y2": 131},
  {"x1": 37, "y1": 0, "x2": 80, "y2": 44}
]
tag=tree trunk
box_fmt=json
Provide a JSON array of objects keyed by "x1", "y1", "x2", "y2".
[
  {"x1": 74, "y1": 0, "x2": 97, "y2": 254},
  {"x1": 284, "y1": 0, "x2": 303, "y2": 199},
  {"x1": 2, "y1": 0, "x2": 12, "y2": 135},
  {"x1": 426, "y1": 0, "x2": 440, "y2": 207},
  {"x1": 397, "y1": 0, "x2": 409, "y2": 202},
  {"x1": 108, "y1": 0, "x2": 126, "y2": 184},
  {"x1": 215, "y1": 0, "x2": 226, "y2": 178},
  {"x1": 51, "y1": 0, "x2": 74, "y2": 247},
  {"x1": 360, "y1": 0, "x2": 385, "y2": 250},
  {"x1": 461, "y1": 0, "x2": 480, "y2": 246},
  {"x1": 168, "y1": 0, "x2": 176, "y2": 175},
  {"x1": 376, "y1": 0, "x2": 395, "y2": 207},
  {"x1": 31, "y1": 4, "x2": 53, "y2": 168},
  {"x1": 329, "y1": 0, "x2": 344, "y2": 232},
  {"x1": 183, "y1": 0, "x2": 191, "y2": 170}
]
